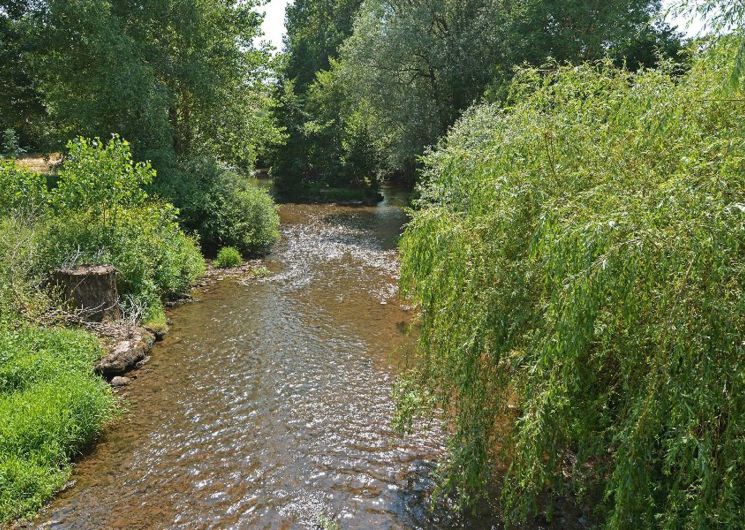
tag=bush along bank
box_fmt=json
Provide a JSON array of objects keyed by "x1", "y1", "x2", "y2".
[
  {"x1": 397, "y1": 41, "x2": 745, "y2": 527},
  {"x1": 153, "y1": 156, "x2": 280, "y2": 258},
  {"x1": 1, "y1": 135, "x2": 278, "y2": 524}
]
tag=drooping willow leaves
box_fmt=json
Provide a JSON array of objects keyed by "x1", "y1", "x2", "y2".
[{"x1": 399, "y1": 39, "x2": 745, "y2": 528}]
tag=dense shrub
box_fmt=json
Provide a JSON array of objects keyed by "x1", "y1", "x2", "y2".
[
  {"x1": 40, "y1": 203, "x2": 204, "y2": 319},
  {"x1": 399, "y1": 42, "x2": 745, "y2": 527},
  {"x1": 52, "y1": 136, "x2": 153, "y2": 216},
  {"x1": 215, "y1": 246, "x2": 242, "y2": 268},
  {"x1": 0, "y1": 161, "x2": 48, "y2": 217},
  {"x1": 197, "y1": 170, "x2": 279, "y2": 257},
  {"x1": 156, "y1": 158, "x2": 279, "y2": 257},
  {"x1": 0, "y1": 137, "x2": 207, "y2": 320},
  {"x1": 0, "y1": 325, "x2": 114, "y2": 523}
]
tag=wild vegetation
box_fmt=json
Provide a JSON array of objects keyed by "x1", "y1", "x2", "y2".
[
  {"x1": 2, "y1": 137, "x2": 205, "y2": 321},
  {"x1": 275, "y1": 16, "x2": 744, "y2": 524},
  {"x1": 397, "y1": 39, "x2": 745, "y2": 527},
  {"x1": 1, "y1": 0, "x2": 281, "y2": 520},
  {"x1": 1, "y1": 0, "x2": 281, "y2": 256},
  {"x1": 0, "y1": 136, "x2": 210, "y2": 522},
  {"x1": 2, "y1": 0, "x2": 745, "y2": 526},
  {"x1": 215, "y1": 247, "x2": 243, "y2": 269},
  {"x1": 273, "y1": 0, "x2": 681, "y2": 190},
  {"x1": 0, "y1": 325, "x2": 115, "y2": 522}
]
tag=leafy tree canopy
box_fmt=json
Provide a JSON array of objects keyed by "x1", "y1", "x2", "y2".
[{"x1": 0, "y1": 0, "x2": 283, "y2": 170}]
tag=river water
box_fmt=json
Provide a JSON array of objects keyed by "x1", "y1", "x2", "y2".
[{"x1": 37, "y1": 190, "x2": 476, "y2": 529}]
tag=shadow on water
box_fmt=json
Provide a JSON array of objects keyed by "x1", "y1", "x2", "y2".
[{"x1": 33, "y1": 188, "x2": 503, "y2": 529}]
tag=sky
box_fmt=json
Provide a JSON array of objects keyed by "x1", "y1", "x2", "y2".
[
  {"x1": 256, "y1": 0, "x2": 290, "y2": 51},
  {"x1": 256, "y1": 0, "x2": 708, "y2": 52}
]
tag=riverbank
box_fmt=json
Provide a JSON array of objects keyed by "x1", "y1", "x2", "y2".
[
  {"x1": 1, "y1": 255, "x2": 274, "y2": 528},
  {"x1": 1, "y1": 137, "x2": 280, "y2": 526},
  {"x1": 89, "y1": 260, "x2": 273, "y2": 386},
  {"x1": 24, "y1": 199, "x2": 470, "y2": 529}
]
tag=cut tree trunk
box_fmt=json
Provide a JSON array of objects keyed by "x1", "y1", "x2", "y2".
[{"x1": 52, "y1": 265, "x2": 121, "y2": 322}]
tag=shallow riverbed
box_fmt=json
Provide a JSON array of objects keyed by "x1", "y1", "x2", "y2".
[{"x1": 36, "y1": 191, "x2": 478, "y2": 529}]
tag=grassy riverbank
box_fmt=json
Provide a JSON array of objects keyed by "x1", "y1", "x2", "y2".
[
  {"x1": 0, "y1": 137, "x2": 279, "y2": 524},
  {"x1": 0, "y1": 326, "x2": 115, "y2": 522}
]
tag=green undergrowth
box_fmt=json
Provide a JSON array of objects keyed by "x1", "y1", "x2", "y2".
[
  {"x1": 155, "y1": 157, "x2": 280, "y2": 257},
  {"x1": 399, "y1": 40, "x2": 745, "y2": 527},
  {"x1": 0, "y1": 136, "x2": 207, "y2": 523},
  {"x1": 215, "y1": 246, "x2": 243, "y2": 268},
  {"x1": 0, "y1": 325, "x2": 115, "y2": 523},
  {"x1": 142, "y1": 302, "x2": 168, "y2": 336},
  {"x1": 1, "y1": 136, "x2": 205, "y2": 320}
]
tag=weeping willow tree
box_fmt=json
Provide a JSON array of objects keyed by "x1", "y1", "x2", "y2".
[
  {"x1": 672, "y1": 0, "x2": 745, "y2": 83},
  {"x1": 398, "y1": 40, "x2": 745, "y2": 527}
]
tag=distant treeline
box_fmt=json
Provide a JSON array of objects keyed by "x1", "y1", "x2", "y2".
[{"x1": 272, "y1": 0, "x2": 684, "y2": 194}]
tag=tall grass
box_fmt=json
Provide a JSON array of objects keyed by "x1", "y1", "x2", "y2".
[
  {"x1": 0, "y1": 325, "x2": 115, "y2": 523},
  {"x1": 399, "y1": 40, "x2": 745, "y2": 527}
]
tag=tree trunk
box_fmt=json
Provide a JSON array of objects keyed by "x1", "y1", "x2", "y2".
[{"x1": 52, "y1": 265, "x2": 121, "y2": 322}]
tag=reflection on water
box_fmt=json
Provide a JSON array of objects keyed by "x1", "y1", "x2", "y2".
[{"x1": 36, "y1": 189, "x2": 483, "y2": 529}]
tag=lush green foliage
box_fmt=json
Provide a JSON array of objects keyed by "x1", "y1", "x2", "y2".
[
  {"x1": 0, "y1": 3, "x2": 50, "y2": 150},
  {"x1": 271, "y1": 0, "x2": 382, "y2": 195},
  {"x1": 398, "y1": 42, "x2": 745, "y2": 527},
  {"x1": 157, "y1": 158, "x2": 280, "y2": 257},
  {"x1": 0, "y1": 324, "x2": 115, "y2": 523},
  {"x1": 53, "y1": 136, "x2": 153, "y2": 216},
  {"x1": 274, "y1": 0, "x2": 681, "y2": 188},
  {"x1": 1, "y1": 128, "x2": 26, "y2": 157},
  {"x1": 0, "y1": 137, "x2": 205, "y2": 320},
  {"x1": 215, "y1": 247, "x2": 243, "y2": 269},
  {"x1": 0, "y1": 160, "x2": 49, "y2": 217},
  {"x1": 0, "y1": 217, "x2": 49, "y2": 323},
  {"x1": 272, "y1": 64, "x2": 381, "y2": 196},
  {"x1": 0, "y1": 136, "x2": 204, "y2": 523},
  {"x1": 341, "y1": 0, "x2": 681, "y2": 179},
  {"x1": 672, "y1": 1, "x2": 745, "y2": 83},
  {"x1": 0, "y1": 137, "x2": 207, "y2": 522},
  {"x1": 1, "y1": 0, "x2": 284, "y2": 252},
  {"x1": 0, "y1": 0, "x2": 282, "y2": 167},
  {"x1": 283, "y1": 0, "x2": 363, "y2": 92},
  {"x1": 41, "y1": 203, "x2": 204, "y2": 318}
]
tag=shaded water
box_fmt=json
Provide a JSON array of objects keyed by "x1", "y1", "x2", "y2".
[{"x1": 37, "y1": 191, "x2": 479, "y2": 529}]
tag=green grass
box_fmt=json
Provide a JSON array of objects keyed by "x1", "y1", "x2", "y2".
[
  {"x1": 215, "y1": 246, "x2": 243, "y2": 268},
  {"x1": 142, "y1": 300, "x2": 169, "y2": 336},
  {"x1": 249, "y1": 265, "x2": 271, "y2": 278},
  {"x1": 0, "y1": 325, "x2": 115, "y2": 524}
]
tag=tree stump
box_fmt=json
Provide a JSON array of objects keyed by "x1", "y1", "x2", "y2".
[{"x1": 52, "y1": 265, "x2": 121, "y2": 322}]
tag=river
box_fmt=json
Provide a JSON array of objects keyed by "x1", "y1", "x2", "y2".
[{"x1": 36, "y1": 190, "x2": 478, "y2": 529}]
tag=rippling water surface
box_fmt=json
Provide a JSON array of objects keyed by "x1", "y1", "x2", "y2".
[{"x1": 37, "y1": 190, "x2": 477, "y2": 529}]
